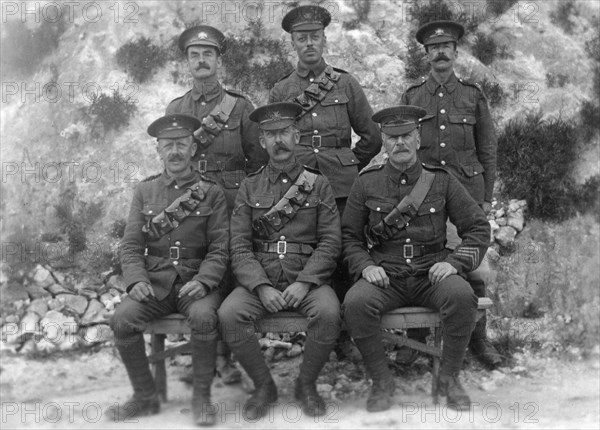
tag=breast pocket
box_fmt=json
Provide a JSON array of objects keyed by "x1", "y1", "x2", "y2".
[
  {"x1": 416, "y1": 196, "x2": 446, "y2": 240},
  {"x1": 365, "y1": 199, "x2": 395, "y2": 226},
  {"x1": 141, "y1": 204, "x2": 164, "y2": 220},
  {"x1": 448, "y1": 114, "x2": 476, "y2": 150},
  {"x1": 320, "y1": 93, "x2": 349, "y2": 129},
  {"x1": 214, "y1": 116, "x2": 243, "y2": 156},
  {"x1": 249, "y1": 195, "x2": 274, "y2": 220}
]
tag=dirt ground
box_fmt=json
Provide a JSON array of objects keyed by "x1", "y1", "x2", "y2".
[{"x1": 1, "y1": 347, "x2": 599, "y2": 430}]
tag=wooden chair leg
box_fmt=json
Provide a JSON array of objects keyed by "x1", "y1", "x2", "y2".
[
  {"x1": 431, "y1": 327, "x2": 442, "y2": 404},
  {"x1": 151, "y1": 334, "x2": 167, "y2": 403}
]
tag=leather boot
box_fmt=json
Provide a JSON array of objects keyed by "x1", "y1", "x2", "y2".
[
  {"x1": 439, "y1": 373, "x2": 472, "y2": 410},
  {"x1": 294, "y1": 341, "x2": 335, "y2": 416},
  {"x1": 354, "y1": 335, "x2": 396, "y2": 412},
  {"x1": 191, "y1": 337, "x2": 218, "y2": 427},
  {"x1": 366, "y1": 378, "x2": 395, "y2": 412},
  {"x1": 228, "y1": 337, "x2": 277, "y2": 421},
  {"x1": 469, "y1": 315, "x2": 502, "y2": 369},
  {"x1": 110, "y1": 334, "x2": 159, "y2": 421}
]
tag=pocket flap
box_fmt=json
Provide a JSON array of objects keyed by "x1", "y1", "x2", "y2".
[
  {"x1": 300, "y1": 195, "x2": 320, "y2": 208},
  {"x1": 249, "y1": 195, "x2": 274, "y2": 208},
  {"x1": 321, "y1": 93, "x2": 349, "y2": 106},
  {"x1": 220, "y1": 170, "x2": 245, "y2": 189},
  {"x1": 448, "y1": 114, "x2": 476, "y2": 125},
  {"x1": 417, "y1": 198, "x2": 445, "y2": 215},
  {"x1": 189, "y1": 206, "x2": 213, "y2": 217},
  {"x1": 336, "y1": 151, "x2": 359, "y2": 166},
  {"x1": 365, "y1": 199, "x2": 395, "y2": 214},
  {"x1": 460, "y1": 163, "x2": 484, "y2": 177},
  {"x1": 141, "y1": 204, "x2": 163, "y2": 216}
]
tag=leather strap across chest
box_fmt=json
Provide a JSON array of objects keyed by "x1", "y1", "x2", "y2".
[
  {"x1": 293, "y1": 65, "x2": 341, "y2": 119},
  {"x1": 195, "y1": 92, "x2": 238, "y2": 150}
]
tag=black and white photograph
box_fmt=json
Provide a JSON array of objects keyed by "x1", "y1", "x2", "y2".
[{"x1": 1, "y1": 0, "x2": 599, "y2": 428}]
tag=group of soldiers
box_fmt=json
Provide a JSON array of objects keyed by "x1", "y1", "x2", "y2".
[{"x1": 109, "y1": 5, "x2": 500, "y2": 427}]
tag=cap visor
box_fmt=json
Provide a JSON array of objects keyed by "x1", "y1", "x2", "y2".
[
  {"x1": 157, "y1": 129, "x2": 193, "y2": 139},
  {"x1": 424, "y1": 35, "x2": 457, "y2": 46},
  {"x1": 260, "y1": 119, "x2": 295, "y2": 131},
  {"x1": 382, "y1": 124, "x2": 418, "y2": 136},
  {"x1": 291, "y1": 23, "x2": 324, "y2": 32}
]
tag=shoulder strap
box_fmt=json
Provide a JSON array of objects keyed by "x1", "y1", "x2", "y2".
[
  {"x1": 142, "y1": 180, "x2": 211, "y2": 241},
  {"x1": 252, "y1": 169, "x2": 319, "y2": 237},
  {"x1": 293, "y1": 65, "x2": 341, "y2": 119},
  {"x1": 195, "y1": 92, "x2": 238, "y2": 149}
]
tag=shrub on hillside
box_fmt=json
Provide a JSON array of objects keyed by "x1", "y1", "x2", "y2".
[
  {"x1": 472, "y1": 32, "x2": 509, "y2": 65},
  {"x1": 545, "y1": 72, "x2": 569, "y2": 88},
  {"x1": 115, "y1": 37, "x2": 169, "y2": 83},
  {"x1": 404, "y1": 38, "x2": 430, "y2": 80},
  {"x1": 485, "y1": 0, "x2": 519, "y2": 18},
  {"x1": 481, "y1": 79, "x2": 505, "y2": 107},
  {"x1": 579, "y1": 99, "x2": 600, "y2": 141},
  {"x1": 409, "y1": 0, "x2": 478, "y2": 34},
  {"x1": 343, "y1": 0, "x2": 371, "y2": 30},
  {"x1": 550, "y1": 0, "x2": 578, "y2": 35},
  {"x1": 85, "y1": 89, "x2": 137, "y2": 133},
  {"x1": 497, "y1": 112, "x2": 580, "y2": 221},
  {"x1": 0, "y1": 18, "x2": 68, "y2": 78}
]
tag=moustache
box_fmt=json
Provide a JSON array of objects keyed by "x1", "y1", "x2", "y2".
[
  {"x1": 434, "y1": 54, "x2": 450, "y2": 62},
  {"x1": 195, "y1": 63, "x2": 210, "y2": 71},
  {"x1": 168, "y1": 155, "x2": 184, "y2": 162},
  {"x1": 274, "y1": 143, "x2": 290, "y2": 152}
]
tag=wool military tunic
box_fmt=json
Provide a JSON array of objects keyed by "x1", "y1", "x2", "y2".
[
  {"x1": 230, "y1": 161, "x2": 341, "y2": 291},
  {"x1": 342, "y1": 161, "x2": 490, "y2": 281},
  {"x1": 401, "y1": 73, "x2": 497, "y2": 203},
  {"x1": 167, "y1": 80, "x2": 268, "y2": 211},
  {"x1": 120, "y1": 169, "x2": 229, "y2": 301},
  {"x1": 269, "y1": 60, "x2": 382, "y2": 199}
]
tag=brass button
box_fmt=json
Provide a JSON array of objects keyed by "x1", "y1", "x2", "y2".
[
  {"x1": 148, "y1": 210, "x2": 153, "y2": 214},
  {"x1": 440, "y1": 109, "x2": 446, "y2": 114},
  {"x1": 235, "y1": 182, "x2": 239, "y2": 186},
  {"x1": 314, "y1": 148, "x2": 319, "y2": 153},
  {"x1": 175, "y1": 241, "x2": 181, "y2": 246},
  {"x1": 201, "y1": 102, "x2": 206, "y2": 106},
  {"x1": 174, "y1": 185, "x2": 179, "y2": 189},
  {"x1": 305, "y1": 202, "x2": 310, "y2": 206},
  {"x1": 438, "y1": 93, "x2": 443, "y2": 97},
  {"x1": 196, "y1": 211, "x2": 201, "y2": 215},
  {"x1": 401, "y1": 179, "x2": 406, "y2": 185},
  {"x1": 309, "y1": 78, "x2": 314, "y2": 82},
  {"x1": 406, "y1": 259, "x2": 412, "y2": 263},
  {"x1": 440, "y1": 125, "x2": 446, "y2": 130},
  {"x1": 430, "y1": 207, "x2": 436, "y2": 213},
  {"x1": 441, "y1": 160, "x2": 446, "y2": 165},
  {"x1": 406, "y1": 238, "x2": 411, "y2": 243},
  {"x1": 440, "y1": 143, "x2": 446, "y2": 148},
  {"x1": 282, "y1": 178, "x2": 288, "y2": 183},
  {"x1": 200, "y1": 154, "x2": 206, "y2": 158},
  {"x1": 314, "y1": 130, "x2": 318, "y2": 134},
  {"x1": 280, "y1": 236, "x2": 285, "y2": 241},
  {"x1": 376, "y1": 207, "x2": 381, "y2": 211},
  {"x1": 255, "y1": 203, "x2": 260, "y2": 207},
  {"x1": 334, "y1": 99, "x2": 338, "y2": 102},
  {"x1": 312, "y1": 112, "x2": 317, "y2": 117},
  {"x1": 278, "y1": 254, "x2": 285, "y2": 259},
  {"x1": 463, "y1": 118, "x2": 467, "y2": 122},
  {"x1": 172, "y1": 260, "x2": 179, "y2": 265}
]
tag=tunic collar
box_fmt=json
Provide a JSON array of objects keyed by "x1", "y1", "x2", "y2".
[
  {"x1": 385, "y1": 160, "x2": 423, "y2": 186},
  {"x1": 160, "y1": 168, "x2": 198, "y2": 188},
  {"x1": 425, "y1": 71, "x2": 458, "y2": 95},
  {"x1": 191, "y1": 76, "x2": 222, "y2": 102},
  {"x1": 266, "y1": 160, "x2": 302, "y2": 184},
  {"x1": 296, "y1": 58, "x2": 328, "y2": 79}
]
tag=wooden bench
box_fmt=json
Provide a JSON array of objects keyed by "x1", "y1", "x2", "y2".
[{"x1": 146, "y1": 297, "x2": 492, "y2": 404}]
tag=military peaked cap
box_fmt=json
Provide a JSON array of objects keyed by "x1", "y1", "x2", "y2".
[
  {"x1": 147, "y1": 114, "x2": 201, "y2": 139},
  {"x1": 416, "y1": 20, "x2": 464, "y2": 46},
  {"x1": 178, "y1": 25, "x2": 226, "y2": 54},
  {"x1": 372, "y1": 105, "x2": 427, "y2": 136},
  {"x1": 250, "y1": 102, "x2": 303, "y2": 131},
  {"x1": 282, "y1": 5, "x2": 331, "y2": 33}
]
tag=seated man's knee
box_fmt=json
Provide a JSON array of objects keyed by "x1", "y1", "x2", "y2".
[
  {"x1": 343, "y1": 280, "x2": 378, "y2": 316},
  {"x1": 442, "y1": 276, "x2": 477, "y2": 307},
  {"x1": 110, "y1": 303, "x2": 141, "y2": 339}
]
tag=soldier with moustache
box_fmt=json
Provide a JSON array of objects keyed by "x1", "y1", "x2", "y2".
[
  {"x1": 219, "y1": 102, "x2": 342, "y2": 420},
  {"x1": 342, "y1": 105, "x2": 490, "y2": 412},
  {"x1": 399, "y1": 21, "x2": 501, "y2": 368},
  {"x1": 109, "y1": 114, "x2": 228, "y2": 426}
]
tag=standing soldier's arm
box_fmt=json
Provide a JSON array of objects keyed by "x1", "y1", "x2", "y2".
[
  {"x1": 341, "y1": 178, "x2": 378, "y2": 281},
  {"x1": 443, "y1": 174, "x2": 491, "y2": 276},
  {"x1": 295, "y1": 179, "x2": 341, "y2": 287},
  {"x1": 191, "y1": 184, "x2": 229, "y2": 292},
  {"x1": 345, "y1": 76, "x2": 382, "y2": 168},
  {"x1": 474, "y1": 90, "x2": 497, "y2": 204},
  {"x1": 240, "y1": 99, "x2": 268, "y2": 173},
  {"x1": 229, "y1": 181, "x2": 273, "y2": 291},
  {"x1": 120, "y1": 186, "x2": 151, "y2": 291}
]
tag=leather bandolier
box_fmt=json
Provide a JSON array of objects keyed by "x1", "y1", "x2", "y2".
[
  {"x1": 252, "y1": 169, "x2": 318, "y2": 238},
  {"x1": 293, "y1": 65, "x2": 341, "y2": 118},
  {"x1": 142, "y1": 180, "x2": 213, "y2": 242},
  {"x1": 194, "y1": 92, "x2": 238, "y2": 151},
  {"x1": 365, "y1": 169, "x2": 436, "y2": 248}
]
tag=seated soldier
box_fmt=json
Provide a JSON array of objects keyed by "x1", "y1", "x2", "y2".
[
  {"x1": 109, "y1": 114, "x2": 229, "y2": 426},
  {"x1": 341, "y1": 105, "x2": 490, "y2": 412},
  {"x1": 219, "y1": 102, "x2": 342, "y2": 420}
]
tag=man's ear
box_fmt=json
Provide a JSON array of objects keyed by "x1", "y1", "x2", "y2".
[
  {"x1": 191, "y1": 141, "x2": 197, "y2": 156},
  {"x1": 259, "y1": 135, "x2": 266, "y2": 150},
  {"x1": 216, "y1": 55, "x2": 223, "y2": 69}
]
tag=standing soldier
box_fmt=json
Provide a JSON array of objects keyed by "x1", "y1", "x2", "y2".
[
  {"x1": 269, "y1": 5, "x2": 382, "y2": 215},
  {"x1": 219, "y1": 102, "x2": 342, "y2": 420},
  {"x1": 400, "y1": 20, "x2": 501, "y2": 368},
  {"x1": 342, "y1": 105, "x2": 490, "y2": 411},
  {"x1": 109, "y1": 114, "x2": 229, "y2": 426},
  {"x1": 167, "y1": 25, "x2": 268, "y2": 383}
]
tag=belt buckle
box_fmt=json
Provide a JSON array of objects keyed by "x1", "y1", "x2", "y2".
[
  {"x1": 311, "y1": 135, "x2": 321, "y2": 148},
  {"x1": 198, "y1": 160, "x2": 207, "y2": 173},
  {"x1": 276, "y1": 240, "x2": 287, "y2": 255},
  {"x1": 169, "y1": 246, "x2": 180, "y2": 260},
  {"x1": 403, "y1": 244, "x2": 414, "y2": 259}
]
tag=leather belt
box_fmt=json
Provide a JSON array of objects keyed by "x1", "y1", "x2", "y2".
[
  {"x1": 197, "y1": 159, "x2": 244, "y2": 173},
  {"x1": 298, "y1": 135, "x2": 350, "y2": 148},
  {"x1": 146, "y1": 246, "x2": 206, "y2": 260},
  {"x1": 376, "y1": 242, "x2": 446, "y2": 258},
  {"x1": 253, "y1": 240, "x2": 315, "y2": 255}
]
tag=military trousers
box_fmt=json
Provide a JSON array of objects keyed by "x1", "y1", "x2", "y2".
[
  {"x1": 343, "y1": 274, "x2": 477, "y2": 375},
  {"x1": 219, "y1": 285, "x2": 341, "y2": 346}
]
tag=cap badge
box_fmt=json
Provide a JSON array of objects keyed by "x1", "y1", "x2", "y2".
[
  {"x1": 197, "y1": 32, "x2": 208, "y2": 40},
  {"x1": 434, "y1": 28, "x2": 445, "y2": 36},
  {"x1": 266, "y1": 111, "x2": 282, "y2": 121}
]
